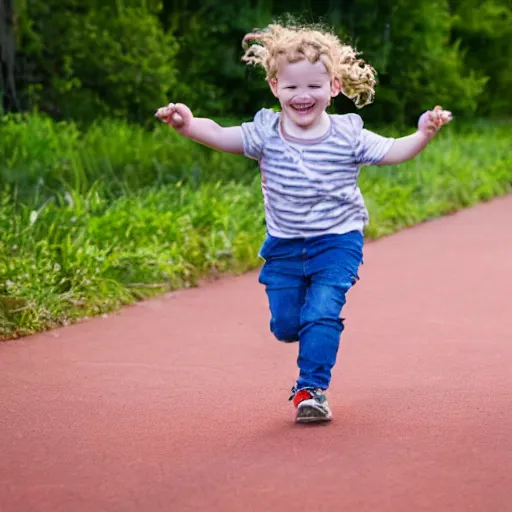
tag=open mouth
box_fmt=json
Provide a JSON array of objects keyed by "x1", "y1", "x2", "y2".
[{"x1": 291, "y1": 103, "x2": 315, "y2": 114}]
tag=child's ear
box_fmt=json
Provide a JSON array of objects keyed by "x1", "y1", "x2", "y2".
[
  {"x1": 268, "y1": 78, "x2": 279, "y2": 98},
  {"x1": 331, "y1": 78, "x2": 342, "y2": 98}
]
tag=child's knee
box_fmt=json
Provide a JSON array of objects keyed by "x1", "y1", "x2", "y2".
[{"x1": 270, "y1": 317, "x2": 300, "y2": 342}]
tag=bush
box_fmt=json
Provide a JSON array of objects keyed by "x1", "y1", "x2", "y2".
[{"x1": 15, "y1": 2, "x2": 179, "y2": 124}]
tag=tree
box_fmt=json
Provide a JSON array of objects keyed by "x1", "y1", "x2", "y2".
[
  {"x1": 12, "y1": 0, "x2": 179, "y2": 124},
  {"x1": 5, "y1": 0, "x2": 510, "y2": 124},
  {"x1": 450, "y1": 0, "x2": 512, "y2": 116}
]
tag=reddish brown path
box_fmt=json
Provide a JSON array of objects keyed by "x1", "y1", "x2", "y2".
[{"x1": 1, "y1": 197, "x2": 512, "y2": 512}]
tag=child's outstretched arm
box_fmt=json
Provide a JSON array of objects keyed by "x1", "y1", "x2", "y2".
[
  {"x1": 378, "y1": 106, "x2": 452, "y2": 166},
  {"x1": 155, "y1": 102, "x2": 244, "y2": 155}
]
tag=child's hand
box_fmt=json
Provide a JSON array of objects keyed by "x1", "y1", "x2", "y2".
[
  {"x1": 154, "y1": 103, "x2": 193, "y2": 132},
  {"x1": 418, "y1": 106, "x2": 453, "y2": 138}
]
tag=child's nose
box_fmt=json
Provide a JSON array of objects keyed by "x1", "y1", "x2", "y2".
[{"x1": 296, "y1": 92, "x2": 312, "y2": 101}]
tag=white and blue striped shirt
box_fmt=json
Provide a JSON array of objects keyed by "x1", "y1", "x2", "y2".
[{"x1": 241, "y1": 108, "x2": 395, "y2": 239}]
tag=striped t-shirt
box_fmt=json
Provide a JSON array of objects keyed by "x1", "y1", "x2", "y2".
[{"x1": 241, "y1": 108, "x2": 395, "y2": 239}]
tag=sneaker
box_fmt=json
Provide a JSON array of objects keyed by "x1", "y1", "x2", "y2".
[{"x1": 290, "y1": 388, "x2": 332, "y2": 423}]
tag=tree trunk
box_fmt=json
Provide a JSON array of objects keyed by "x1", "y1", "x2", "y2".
[{"x1": 0, "y1": 0, "x2": 18, "y2": 111}]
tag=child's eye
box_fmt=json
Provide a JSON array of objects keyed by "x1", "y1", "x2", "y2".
[
  {"x1": 309, "y1": 85, "x2": 321, "y2": 89},
  {"x1": 285, "y1": 86, "x2": 296, "y2": 90}
]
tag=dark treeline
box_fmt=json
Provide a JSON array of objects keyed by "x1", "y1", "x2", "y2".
[{"x1": 1, "y1": 0, "x2": 511, "y2": 126}]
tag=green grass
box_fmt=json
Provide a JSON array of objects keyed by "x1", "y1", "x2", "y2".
[
  {"x1": 361, "y1": 124, "x2": 512, "y2": 237},
  {"x1": 1, "y1": 114, "x2": 511, "y2": 340},
  {"x1": 0, "y1": 112, "x2": 255, "y2": 200}
]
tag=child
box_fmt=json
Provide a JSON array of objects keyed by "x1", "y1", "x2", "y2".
[{"x1": 155, "y1": 23, "x2": 452, "y2": 424}]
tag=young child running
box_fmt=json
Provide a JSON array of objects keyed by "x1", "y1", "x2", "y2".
[{"x1": 155, "y1": 23, "x2": 452, "y2": 424}]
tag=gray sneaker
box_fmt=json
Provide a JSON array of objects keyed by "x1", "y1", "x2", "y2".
[{"x1": 290, "y1": 388, "x2": 332, "y2": 423}]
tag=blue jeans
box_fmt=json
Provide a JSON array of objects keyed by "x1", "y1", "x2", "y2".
[{"x1": 258, "y1": 230, "x2": 364, "y2": 391}]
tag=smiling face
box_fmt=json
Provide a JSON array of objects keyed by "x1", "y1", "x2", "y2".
[{"x1": 269, "y1": 58, "x2": 341, "y2": 133}]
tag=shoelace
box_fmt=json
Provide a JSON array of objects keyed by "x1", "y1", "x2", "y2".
[{"x1": 289, "y1": 386, "x2": 299, "y2": 401}]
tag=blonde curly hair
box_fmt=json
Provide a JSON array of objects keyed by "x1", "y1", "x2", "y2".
[{"x1": 241, "y1": 23, "x2": 376, "y2": 108}]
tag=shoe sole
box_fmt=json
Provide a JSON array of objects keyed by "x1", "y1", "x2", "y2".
[{"x1": 296, "y1": 404, "x2": 332, "y2": 423}]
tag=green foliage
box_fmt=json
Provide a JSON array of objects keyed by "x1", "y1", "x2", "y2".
[
  {"x1": 0, "y1": 112, "x2": 254, "y2": 204},
  {"x1": 361, "y1": 123, "x2": 511, "y2": 237},
  {"x1": 15, "y1": 1, "x2": 178, "y2": 123},
  {"x1": 0, "y1": 178, "x2": 264, "y2": 338},
  {"x1": 349, "y1": 0, "x2": 487, "y2": 124},
  {"x1": 450, "y1": 0, "x2": 512, "y2": 116},
  {"x1": 158, "y1": 0, "x2": 492, "y2": 124},
  {"x1": 7, "y1": 0, "x2": 510, "y2": 124},
  {"x1": 1, "y1": 114, "x2": 511, "y2": 339}
]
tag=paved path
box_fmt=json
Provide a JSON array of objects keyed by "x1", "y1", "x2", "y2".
[{"x1": 1, "y1": 197, "x2": 512, "y2": 512}]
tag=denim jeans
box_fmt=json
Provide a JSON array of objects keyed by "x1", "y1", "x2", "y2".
[{"x1": 258, "y1": 230, "x2": 364, "y2": 391}]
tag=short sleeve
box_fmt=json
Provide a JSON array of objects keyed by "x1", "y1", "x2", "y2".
[
  {"x1": 348, "y1": 114, "x2": 395, "y2": 166},
  {"x1": 241, "y1": 108, "x2": 278, "y2": 161}
]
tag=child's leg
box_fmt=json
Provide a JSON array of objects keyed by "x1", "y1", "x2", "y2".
[
  {"x1": 258, "y1": 236, "x2": 307, "y2": 343},
  {"x1": 296, "y1": 231, "x2": 364, "y2": 391},
  {"x1": 265, "y1": 285, "x2": 307, "y2": 342}
]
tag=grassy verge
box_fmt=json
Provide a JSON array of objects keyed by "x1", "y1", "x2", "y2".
[{"x1": 1, "y1": 115, "x2": 511, "y2": 339}]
